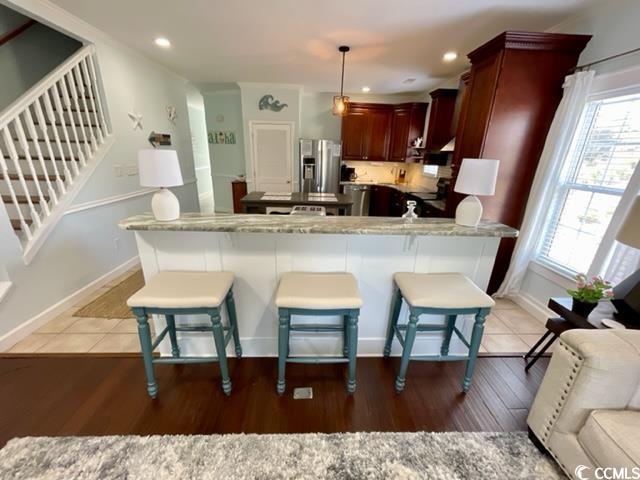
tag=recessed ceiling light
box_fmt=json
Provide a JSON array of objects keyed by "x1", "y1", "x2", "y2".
[
  {"x1": 442, "y1": 51, "x2": 458, "y2": 62},
  {"x1": 154, "y1": 37, "x2": 171, "y2": 48},
  {"x1": 361, "y1": 86, "x2": 370, "y2": 93}
]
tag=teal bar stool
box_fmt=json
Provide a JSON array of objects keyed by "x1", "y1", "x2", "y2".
[
  {"x1": 275, "y1": 272, "x2": 363, "y2": 394},
  {"x1": 383, "y1": 272, "x2": 494, "y2": 393},
  {"x1": 127, "y1": 271, "x2": 242, "y2": 398}
]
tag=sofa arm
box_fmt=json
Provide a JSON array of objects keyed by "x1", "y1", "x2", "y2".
[{"x1": 528, "y1": 329, "x2": 640, "y2": 446}]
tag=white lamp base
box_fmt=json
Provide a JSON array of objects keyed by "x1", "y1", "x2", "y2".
[
  {"x1": 455, "y1": 195, "x2": 483, "y2": 227},
  {"x1": 151, "y1": 187, "x2": 180, "y2": 221}
]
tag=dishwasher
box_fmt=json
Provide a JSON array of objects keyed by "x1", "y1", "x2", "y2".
[{"x1": 342, "y1": 184, "x2": 370, "y2": 216}]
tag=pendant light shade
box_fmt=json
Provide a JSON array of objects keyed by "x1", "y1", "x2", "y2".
[{"x1": 332, "y1": 45, "x2": 350, "y2": 116}]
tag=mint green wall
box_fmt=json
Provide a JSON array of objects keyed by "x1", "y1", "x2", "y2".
[
  {"x1": 0, "y1": 5, "x2": 81, "y2": 111},
  {"x1": 203, "y1": 89, "x2": 245, "y2": 212}
]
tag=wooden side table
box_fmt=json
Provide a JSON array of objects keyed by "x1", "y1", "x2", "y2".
[{"x1": 523, "y1": 297, "x2": 639, "y2": 371}]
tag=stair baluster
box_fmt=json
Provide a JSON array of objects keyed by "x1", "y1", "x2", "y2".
[
  {"x1": 23, "y1": 106, "x2": 57, "y2": 205},
  {"x1": 49, "y1": 83, "x2": 80, "y2": 176},
  {"x1": 0, "y1": 143, "x2": 32, "y2": 239},
  {"x1": 2, "y1": 126, "x2": 42, "y2": 228},
  {"x1": 80, "y1": 58, "x2": 104, "y2": 143}
]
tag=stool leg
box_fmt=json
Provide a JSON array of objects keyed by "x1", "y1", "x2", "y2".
[
  {"x1": 347, "y1": 310, "x2": 359, "y2": 394},
  {"x1": 226, "y1": 289, "x2": 242, "y2": 358},
  {"x1": 210, "y1": 309, "x2": 232, "y2": 396},
  {"x1": 463, "y1": 309, "x2": 488, "y2": 393},
  {"x1": 384, "y1": 287, "x2": 402, "y2": 357},
  {"x1": 277, "y1": 309, "x2": 290, "y2": 395},
  {"x1": 133, "y1": 308, "x2": 158, "y2": 399},
  {"x1": 343, "y1": 315, "x2": 349, "y2": 357},
  {"x1": 395, "y1": 310, "x2": 419, "y2": 393},
  {"x1": 165, "y1": 314, "x2": 180, "y2": 358},
  {"x1": 440, "y1": 314, "x2": 456, "y2": 356}
]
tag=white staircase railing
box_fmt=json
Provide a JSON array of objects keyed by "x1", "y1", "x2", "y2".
[{"x1": 0, "y1": 44, "x2": 112, "y2": 263}]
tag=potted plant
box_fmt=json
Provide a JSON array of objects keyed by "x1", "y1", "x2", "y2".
[{"x1": 567, "y1": 274, "x2": 614, "y2": 317}]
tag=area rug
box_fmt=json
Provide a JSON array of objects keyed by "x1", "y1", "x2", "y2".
[
  {"x1": 0, "y1": 431, "x2": 562, "y2": 479},
  {"x1": 74, "y1": 270, "x2": 144, "y2": 319}
]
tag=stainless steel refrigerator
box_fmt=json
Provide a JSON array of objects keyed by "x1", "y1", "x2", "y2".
[{"x1": 299, "y1": 139, "x2": 341, "y2": 193}]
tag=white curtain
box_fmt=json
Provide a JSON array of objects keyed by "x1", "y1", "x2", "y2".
[
  {"x1": 496, "y1": 71, "x2": 595, "y2": 297},
  {"x1": 594, "y1": 166, "x2": 640, "y2": 284}
]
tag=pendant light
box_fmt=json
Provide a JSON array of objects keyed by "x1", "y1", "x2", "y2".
[{"x1": 332, "y1": 45, "x2": 350, "y2": 116}]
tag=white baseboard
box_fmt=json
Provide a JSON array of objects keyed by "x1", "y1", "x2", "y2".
[
  {"x1": 511, "y1": 292, "x2": 555, "y2": 323},
  {"x1": 0, "y1": 256, "x2": 139, "y2": 352}
]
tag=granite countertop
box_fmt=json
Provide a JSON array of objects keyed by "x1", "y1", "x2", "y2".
[{"x1": 119, "y1": 213, "x2": 518, "y2": 237}]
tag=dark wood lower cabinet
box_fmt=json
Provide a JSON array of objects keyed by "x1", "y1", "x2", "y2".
[{"x1": 369, "y1": 186, "x2": 443, "y2": 218}]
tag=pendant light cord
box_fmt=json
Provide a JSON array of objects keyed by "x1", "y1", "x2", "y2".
[{"x1": 340, "y1": 50, "x2": 346, "y2": 97}]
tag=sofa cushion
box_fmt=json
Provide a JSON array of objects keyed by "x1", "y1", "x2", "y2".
[{"x1": 578, "y1": 410, "x2": 640, "y2": 469}]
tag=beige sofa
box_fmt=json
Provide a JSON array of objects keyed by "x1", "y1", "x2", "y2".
[{"x1": 528, "y1": 329, "x2": 640, "y2": 479}]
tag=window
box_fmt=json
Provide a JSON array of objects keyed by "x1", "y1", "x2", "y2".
[{"x1": 537, "y1": 93, "x2": 640, "y2": 276}]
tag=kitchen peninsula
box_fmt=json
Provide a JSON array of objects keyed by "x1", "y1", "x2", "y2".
[{"x1": 119, "y1": 213, "x2": 517, "y2": 358}]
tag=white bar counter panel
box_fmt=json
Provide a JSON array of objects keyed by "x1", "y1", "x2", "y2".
[{"x1": 120, "y1": 214, "x2": 518, "y2": 357}]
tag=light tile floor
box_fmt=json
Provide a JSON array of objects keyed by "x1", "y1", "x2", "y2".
[
  {"x1": 7, "y1": 266, "x2": 143, "y2": 355},
  {"x1": 5, "y1": 267, "x2": 548, "y2": 355}
]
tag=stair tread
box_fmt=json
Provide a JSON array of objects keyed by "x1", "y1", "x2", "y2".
[
  {"x1": 2, "y1": 194, "x2": 50, "y2": 204},
  {"x1": 34, "y1": 121, "x2": 99, "y2": 128},
  {"x1": 17, "y1": 155, "x2": 68, "y2": 161},
  {"x1": 0, "y1": 172, "x2": 65, "y2": 181},
  {"x1": 10, "y1": 218, "x2": 33, "y2": 230},
  {"x1": 12, "y1": 137, "x2": 90, "y2": 143}
]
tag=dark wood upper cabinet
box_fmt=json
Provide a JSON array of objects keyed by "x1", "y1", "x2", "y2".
[
  {"x1": 389, "y1": 106, "x2": 411, "y2": 162},
  {"x1": 444, "y1": 31, "x2": 591, "y2": 292},
  {"x1": 366, "y1": 106, "x2": 393, "y2": 161},
  {"x1": 341, "y1": 108, "x2": 368, "y2": 160},
  {"x1": 425, "y1": 89, "x2": 458, "y2": 152},
  {"x1": 342, "y1": 102, "x2": 426, "y2": 162}
]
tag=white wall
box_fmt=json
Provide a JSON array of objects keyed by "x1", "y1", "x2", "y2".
[
  {"x1": 203, "y1": 88, "x2": 245, "y2": 212},
  {"x1": 549, "y1": 0, "x2": 640, "y2": 73},
  {"x1": 0, "y1": 0, "x2": 199, "y2": 342},
  {"x1": 238, "y1": 83, "x2": 302, "y2": 192},
  {"x1": 0, "y1": 4, "x2": 81, "y2": 110}
]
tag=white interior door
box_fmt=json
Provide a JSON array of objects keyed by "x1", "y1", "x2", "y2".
[{"x1": 250, "y1": 122, "x2": 293, "y2": 192}]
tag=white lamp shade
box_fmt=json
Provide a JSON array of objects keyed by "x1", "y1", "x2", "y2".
[
  {"x1": 454, "y1": 158, "x2": 500, "y2": 196},
  {"x1": 616, "y1": 196, "x2": 640, "y2": 249},
  {"x1": 138, "y1": 149, "x2": 184, "y2": 187}
]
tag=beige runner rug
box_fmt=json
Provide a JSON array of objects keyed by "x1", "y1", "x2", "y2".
[{"x1": 74, "y1": 270, "x2": 144, "y2": 319}]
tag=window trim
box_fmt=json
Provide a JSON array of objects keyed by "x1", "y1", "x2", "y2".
[{"x1": 534, "y1": 86, "x2": 640, "y2": 278}]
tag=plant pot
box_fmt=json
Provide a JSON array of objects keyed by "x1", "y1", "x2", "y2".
[{"x1": 571, "y1": 298, "x2": 597, "y2": 317}]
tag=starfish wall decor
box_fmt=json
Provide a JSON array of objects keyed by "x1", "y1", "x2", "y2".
[{"x1": 128, "y1": 111, "x2": 143, "y2": 130}]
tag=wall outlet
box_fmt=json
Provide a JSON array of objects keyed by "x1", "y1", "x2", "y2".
[
  {"x1": 126, "y1": 165, "x2": 138, "y2": 176},
  {"x1": 114, "y1": 165, "x2": 123, "y2": 177},
  {"x1": 114, "y1": 238, "x2": 120, "y2": 250}
]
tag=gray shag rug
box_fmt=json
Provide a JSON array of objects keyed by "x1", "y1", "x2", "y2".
[{"x1": 0, "y1": 431, "x2": 563, "y2": 479}]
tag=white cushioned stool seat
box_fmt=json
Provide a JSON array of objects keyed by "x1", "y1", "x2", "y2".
[
  {"x1": 394, "y1": 272, "x2": 494, "y2": 309},
  {"x1": 127, "y1": 271, "x2": 234, "y2": 309},
  {"x1": 276, "y1": 272, "x2": 363, "y2": 309}
]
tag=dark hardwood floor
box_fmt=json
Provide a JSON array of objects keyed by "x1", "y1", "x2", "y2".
[{"x1": 0, "y1": 355, "x2": 548, "y2": 447}]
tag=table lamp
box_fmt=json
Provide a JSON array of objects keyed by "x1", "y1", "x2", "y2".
[
  {"x1": 612, "y1": 195, "x2": 640, "y2": 322},
  {"x1": 454, "y1": 158, "x2": 500, "y2": 226},
  {"x1": 138, "y1": 149, "x2": 184, "y2": 221}
]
